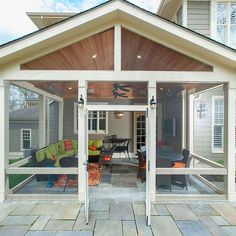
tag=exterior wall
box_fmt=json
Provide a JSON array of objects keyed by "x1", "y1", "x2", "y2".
[
  {"x1": 163, "y1": 94, "x2": 183, "y2": 153},
  {"x1": 9, "y1": 122, "x2": 39, "y2": 152},
  {"x1": 193, "y1": 87, "x2": 224, "y2": 161},
  {"x1": 176, "y1": 5, "x2": 183, "y2": 25},
  {"x1": 63, "y1": 99, "x2": 134, "y2": 152},
  {"x1": 187, "y1": 0, "x2": 210, "y2": 37},
  {"x1": 49, "y1": 101, "x2": 59, "y2": 144}
]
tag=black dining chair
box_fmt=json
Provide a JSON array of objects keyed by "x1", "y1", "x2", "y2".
[
  {"x1": 115, "y1": 139, "x2": 130, "y2": 159},
  {"x1": 172, "y1": 151, "x2": 193, "y2": 190}
]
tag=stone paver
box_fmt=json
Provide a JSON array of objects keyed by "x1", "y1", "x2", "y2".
[
  {"x1": 221, "y1": 226, "x2": 236, "y2": 236},
  {"x1": 133, "y1": 203, "x2": 145, "y2": 216},
  {"x1": 110, "y1": 202, "x2": 134, "y2": 220},
  {"x1": 0, "y1": 225, "x2": 29, "y2": 236},
  {"x1": 151, "y1": 216, "x2": 182, "y2": 236},
  {"x1": 166, "y1": 204, "x2": 198, "y2": 220},
  {"x1": 52, "y1": 204, "x2": 81, "y2": 220},
  {"x1": 135, "y1": 215, "x2": 153, "y2": 236},
  {"x1": 176, "y1": 221, "x2": 212, "y2": 236},
  {"x1": 90, "y1": 201, "x2": 109, "y2": 211},
  {"x1": 11, "y1": 204, "x2": 36, "y2": 216},
  {"x1": 198, "y1": 216, "x2": 227, "y2": 236},
  {"x1": 30, "y1": 216, "x2": 51, "y2": 231},
  {"x1": 210, "y1": 203, "x2": 236, "y2": 225},
  {"x1": 44, "y1": 220, "x2": 75, "y2": 231},
  {"x1": 73, "y1": 213, "x2": 96, "y2": 230},
  {"x1": 0, "y1": 204, "x2": 18, "y2": 222},
  {"x1": 154, "y1": 204, "x2": 170, "y2": 216},
  {"x1": 188, "y1": 203, "x2": 219, "y2": 216},
  {"x1": 30, "y1": 204, "x2": 61, "y2": 216},
  {"x1": 210, "y1": 216, "x2": 230, "y2": 226},
  {"x1": 0, "y1": 215, "x2": 38, "y2": 226},
  {"x1": 94, "y1": 219, "x2": 122, "y2": 236},
  {"x1": 56, "y1": 232, "x2": 93, "y2": 236},
  {"x1": 0, "y1": 201, "x2": 236, "y2": 235},
  {"x1": 25, "y1": 231, "x2": 56, "y2": 236},
  {"x1": 123, "y1": 221, "x2": 138, "y2": 236}
]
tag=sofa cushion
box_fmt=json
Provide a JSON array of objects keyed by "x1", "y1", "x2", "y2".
[
  {"x1": 72, "y1": 140, "x2": 78, "y2": 150},
  {"x1": 48, "y1": 144, "x2": 57, "y2": 156},
  {"x1": 45, "y1": 149, "x2": 53, "y2": 160},
  {"x1": 36, "y1": 150, "x2": 46, "y2": 162},
  {"x1": 64, "y1": 140, "x2": 73, "y2": 151},
  {"x1": 58, "y1": 140, "x2": 65, "y2": 153}
]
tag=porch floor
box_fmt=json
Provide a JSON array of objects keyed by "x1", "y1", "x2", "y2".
[{"x1": 14, "y1": 158, "x2": 221, "y2": 197}]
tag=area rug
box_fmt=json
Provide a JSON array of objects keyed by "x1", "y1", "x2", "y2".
[{"x1": 54, "y1": 163, "x2": 103, "y2": 187}]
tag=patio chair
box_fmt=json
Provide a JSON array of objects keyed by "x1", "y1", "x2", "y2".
[
  {"x1": 99, "y1": 144, "x2": 116, "y2": 172},
  {"x1": 172, "y1": 152, "x2": 193, "y2": 190},
  {"x1": 156, "y1": 157, "x2": 172, "y2": 191},
  {"x1": 137, "y1": 150, "x2": 146, "y2": 182},
  {"x1": 115, "y1": 139, "x2": 130, "y2": 159}
]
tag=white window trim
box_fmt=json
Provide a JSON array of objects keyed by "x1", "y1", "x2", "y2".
[
  {"x1": 20, "y1": 129, "x2": 32, "y2": 151},
  {"x1": 73, "y1": 102, "x2": 108, "y2": 134},
  {"x1": 211, "y1": 96, "x2": 224, "y2": 153},
  {"x1": 216, "y1": 1, "x2": 236, "y2": 47}
]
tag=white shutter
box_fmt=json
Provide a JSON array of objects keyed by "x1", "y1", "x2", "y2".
[{"x1": 212, "y1": 97, "x2": 224, "y2": 153}]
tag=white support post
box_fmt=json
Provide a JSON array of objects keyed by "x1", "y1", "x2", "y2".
[
  {"x1": 58, "y1": 101, "x2": 64, "y2": 140},
  {"x1": 114, "y1": 24, "x2": 121, "y2": 71},
  {"x1": 46, "y1": 98, "x2": 50, "y2": 145},
  {"x1": 182, "y1": 90, "x2": 187, "y2": 149},
  {"x1": 182, "y1": 0, "x2": 188, "y2": 27},
  {"x1": 39, "y1": 94, "x2": 46, "y2": 148},
  {"x1": 224, "y1": 84, "x2": 236, "y2": 201},
  {"x1": 78, "y1": 80, "x2": 86, "y2": 201},
  {"x1": 0, "y1": 80, "x2": 9, "y2": 201},
  {"x1": 211, "y1": 0, "x2": 217, "y2": 40},
  {"x1": 149, "y1": 81, "x2": 156, "y2": 201},
  {"x1": 188, "y1": 93, "x2": 194, "y2": 153}
]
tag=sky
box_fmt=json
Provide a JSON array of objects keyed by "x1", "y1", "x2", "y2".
[{"x1": 0, "y1": 0, "x2": 160, "y2": 45}]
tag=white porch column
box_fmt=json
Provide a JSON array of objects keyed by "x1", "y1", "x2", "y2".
[
  {"x1": 58, "y1": 101, "x2": 64, "y2": 140},
  {"x1": 78, "y1": 80, "x2": 86, "y2": 201},
  {"x1": 114, "y1": 24, "x2": 121, "y2": 71},
  {"x1": 149, "y1": 81, "x2": 156, "y2": 201},
  {"x1": 182, "y1": 0, "x2": 188, "y2": 27},
  {"x1": 0, "y1": 80, "x2": 9, "y2": 201},
  {"x1": 39, "y1": 94, "x2": 46, "y2": 148},
  {"x1": 224, "y1": 84, "x2": 236, "y2": 201}
]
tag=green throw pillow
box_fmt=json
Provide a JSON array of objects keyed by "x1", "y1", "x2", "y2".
[{"x1": 45, "y1": 149, "x2": 52, "y2": 160}]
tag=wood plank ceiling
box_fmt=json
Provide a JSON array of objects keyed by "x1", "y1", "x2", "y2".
[
  {"x1": 21, "y1": 28, "x2": 114, "y2": 70},
  {"x1": 121, "y1": 28, "x2": 213, "y2": 71}
]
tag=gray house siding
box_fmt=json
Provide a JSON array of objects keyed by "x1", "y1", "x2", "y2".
[
  {"x1": 193, "y1": 87, "x2": 224, "y2": 161},
  {"x1": 187, "y1": 0, "x2": 210, "y2": 37},
  {"x1": 9, "y1": 122, "x2": 39, "y2": 152},
  {"x1": 49, "y1": 101, "x2": 59, "y2": 144},
  {"x1": 63, "y1": 99, "x2": 134, "y2": 152},
  {"x1": 163, "y1": 94, "x2": 183, "y2": 153}
]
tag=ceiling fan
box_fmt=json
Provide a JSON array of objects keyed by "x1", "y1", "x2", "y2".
[{"x1": 112, "y1": 83, "x2": 131, "y2": 98}]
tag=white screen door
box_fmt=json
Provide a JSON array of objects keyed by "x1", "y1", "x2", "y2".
[
  {"x1": 146, "y1": 108, "x2": 151, "y2": 225},
  {"x1": 84, "y1": 109, "x2": 89, "y2": 224}
]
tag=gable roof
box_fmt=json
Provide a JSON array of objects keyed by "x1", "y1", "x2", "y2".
[{"x1": 0, "y1": 0, "x2": 236, "y2": 69}]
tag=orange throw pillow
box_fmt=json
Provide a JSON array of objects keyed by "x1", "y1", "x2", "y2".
[
  {"x1": 51, "y1": 154, "x2": 57, "y2": 161},
  {"x1": 64, "y1": 140, "x2": 73, "y2": 151},
  {"x1": 89, "y1": 145, "x2": 97, "y2": 151},
  {"x1": 172, "y1": 162, "x2": 186, "y2": 168},
  {"x1": 104, "y1": 155, "x2": 111, "y2": 161}
]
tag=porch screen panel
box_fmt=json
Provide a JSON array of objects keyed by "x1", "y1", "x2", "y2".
[{"x1": 212, "y1": 97, "x2": 224, "y2": 152}]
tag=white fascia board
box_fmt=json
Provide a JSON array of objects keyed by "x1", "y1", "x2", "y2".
[{"x1": 0, "y1": 0, "x2": 236, "y2": 68}]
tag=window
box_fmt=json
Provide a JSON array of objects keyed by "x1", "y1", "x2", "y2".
[
  {"x1": 74, "y1": 103, "x2": 108, "y2": 134},
  {"x1": 21, "y1": 129, "x2": 31, "y2": 151},
  {"x1": 212, "y1": 97, "x2": 224, "y2": 153},
  {"x1": 217, "y1": 2, "x2": 236, "y2": 48}
]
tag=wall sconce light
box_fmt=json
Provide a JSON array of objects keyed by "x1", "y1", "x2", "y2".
[
  {"x1": 150, "y1": 96, "x2": 156, "y2": 109},
  {"x1": 78, "y1": 94, "x2": 84, "y2": 108},
  {"x1": 114, "y1": 111, "x2": 124, "y2": 119}
]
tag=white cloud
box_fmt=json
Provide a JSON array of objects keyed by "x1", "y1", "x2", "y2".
[{"x1": 0, "y1": 0, "x2": 160, "y2": 44}]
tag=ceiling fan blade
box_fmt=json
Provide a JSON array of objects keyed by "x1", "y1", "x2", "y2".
[{"x1": 119, "y1": 88, "x2": 130, "y2": 92}]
